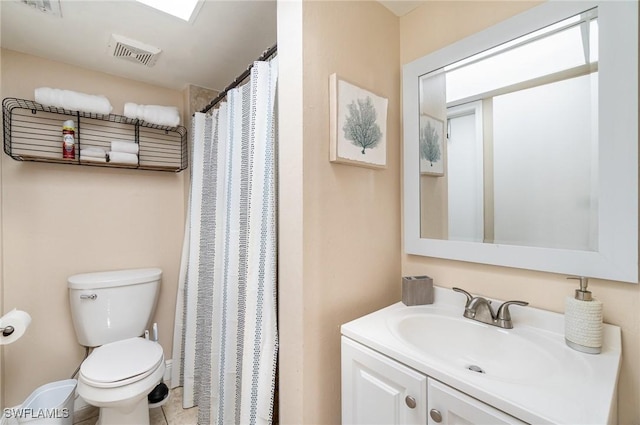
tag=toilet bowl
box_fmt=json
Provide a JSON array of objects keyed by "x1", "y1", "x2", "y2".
[
  {"x1": 67, "y1": 268, "x2": 164, "y2": 425},
  {"x1": 77, "y1": 337, "x2": 165, "y2": 425}
]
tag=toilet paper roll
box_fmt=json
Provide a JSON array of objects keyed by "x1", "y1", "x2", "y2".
[{"x1": 0, "y1": 309, "x2": 32, "y2": 345}]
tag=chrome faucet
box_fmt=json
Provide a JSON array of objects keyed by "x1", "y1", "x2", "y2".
[{"x1": 452, "y1": 287, "x2": 529, "y2": 329}]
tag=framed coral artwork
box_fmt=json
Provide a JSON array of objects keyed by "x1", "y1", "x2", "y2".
[
  {"x1": 419, "y1": 114, "x2": 444, "y2": 176},
  {"x1": 329, "y1": 74, "x2": 388, "y2": 169}
]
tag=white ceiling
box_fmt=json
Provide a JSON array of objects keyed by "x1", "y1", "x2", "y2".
[
  {"x1": 0, "y1": 1, "x2": 425, "y2": 92},
  {"x1": 378, "y1": 0, "x2": 425, "y2": 17},
  {"x1": 1, "y1": 0, "x2": 277, "y2": 91}
]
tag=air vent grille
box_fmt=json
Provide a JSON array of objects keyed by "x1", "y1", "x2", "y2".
[
  {"x1": 108, "y1": 34, "x2": 162, "y2": 68},
  {"x1": 20, "y1": 0, "x2": 62, "y2": 17}
]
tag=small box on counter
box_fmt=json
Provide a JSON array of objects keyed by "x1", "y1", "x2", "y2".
[{"x1": 402, "y1": 275, "x2": 434, "y2": 306}]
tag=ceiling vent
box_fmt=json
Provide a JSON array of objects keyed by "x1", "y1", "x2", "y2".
[
  {"x1": 20, "y1": 0, "x2": 62, "y2": 17},
  {"x1": 107, "y1": 34, "x2": 162, "y2": 68}
]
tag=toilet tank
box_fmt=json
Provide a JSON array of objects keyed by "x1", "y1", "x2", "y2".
[{"x1": 68, "y1": 268, "x2": 162, "y2": 347}]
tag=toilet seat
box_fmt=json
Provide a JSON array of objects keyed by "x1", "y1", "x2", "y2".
[{"x1": 80, "y1": 337, "x2": 164, "y2": 389}]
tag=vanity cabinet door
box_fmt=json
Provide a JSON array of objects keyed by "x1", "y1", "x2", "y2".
[
  {"x1": 427, "y1": 378, "x2": 527, "y2": 425},
  {"x1": 342, "y1": 337, "x2": 427, "y2": 425}
]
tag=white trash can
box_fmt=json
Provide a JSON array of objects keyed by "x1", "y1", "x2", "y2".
[{"x1": 16, "y1": 379, "x2": 76, "y2": 425}]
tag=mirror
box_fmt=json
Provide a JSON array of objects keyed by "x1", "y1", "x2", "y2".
[
  {"x1": 403, "y1": 1, "x2": 638, "y2": 282},
  {"x1": 419, "y1": 9, "x2": 599, "y2": 251}
]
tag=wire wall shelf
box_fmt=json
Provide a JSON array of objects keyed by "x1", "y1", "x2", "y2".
[{"x1": 2, "y1": 98, "x2": 188, "y2": 172}]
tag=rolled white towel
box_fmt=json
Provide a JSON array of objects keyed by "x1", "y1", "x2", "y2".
[
  {"x1": 80, "y1": 147, "x2": 107, "y2": 159},
  {"x1": 35, "y1": 87, "x2": 112, "y2": 115},
  {"x1": 124, "y1": 102, "x2": 180, "y2": 127},
  {"x1": 80, "y1": 155, "x2": 107, "y2": 163},
  {"x1": 111, "y1": 141, "x2": 139, "y2": 155},
  {"x1": 108, "y1": 151, "x2": 138, "y2": 165}
]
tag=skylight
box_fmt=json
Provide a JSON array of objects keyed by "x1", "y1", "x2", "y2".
[{"x1": 136, "y1": 0, "x2": 201, "y2": 22}]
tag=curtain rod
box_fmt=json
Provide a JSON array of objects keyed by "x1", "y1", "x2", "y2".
[{"x1": 199, "y1": 44, "x2": 277, "y2": 114}]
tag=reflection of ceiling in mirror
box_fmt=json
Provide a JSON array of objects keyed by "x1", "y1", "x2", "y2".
[{"x1": 443, "y1": 11, "x2": 598, "y2": 104}]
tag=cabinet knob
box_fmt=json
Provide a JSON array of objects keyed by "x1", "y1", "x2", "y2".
[
  {"x1": 429, "y1": 409, "x2": 443, "y2": 423},
  {"x1": 405, "y1": 395, "x2": 417, "y2": 409}
]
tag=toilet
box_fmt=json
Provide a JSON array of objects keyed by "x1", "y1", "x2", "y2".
[{"x1": 68, "y1": 268, "x2": 165, "y2": 425}]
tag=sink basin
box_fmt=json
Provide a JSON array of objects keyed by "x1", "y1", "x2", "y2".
[{"x1": 388, "y1": 312, "x2": 566, "y2": 383}]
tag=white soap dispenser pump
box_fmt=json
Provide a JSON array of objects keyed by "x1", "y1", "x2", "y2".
[{"x1": 564, "y1": 276, "x2": 603, "y2": 354}]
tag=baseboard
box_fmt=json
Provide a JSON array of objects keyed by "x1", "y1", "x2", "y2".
[
  {"x1": 72, "y1": 399, "x2": 98, "y2": 424},
  {"x1": 163, "y1": 359, "x2": 172, "y2": 387},
  {"x1": 73, "y1": 396, "x2": 91, "y2": 412}
]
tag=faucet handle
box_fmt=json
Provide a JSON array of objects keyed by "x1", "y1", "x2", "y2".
[
  {"x1": 496, "y1": 300, "x2": 529, "y2": 325},
  {"x1": 452, "y1": 287, "x2": 473, "y2": 304}
]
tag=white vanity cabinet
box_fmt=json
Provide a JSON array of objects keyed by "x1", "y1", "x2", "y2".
[
  {"x1": 427, "y1": 378, "x2": 526, "y2": 425},
  {"x1": 342, "y1": 337, "x2": 427, "y2": 425},
  {"x1": 342, "y1": 337, "x2": 526, "y2": 425}
]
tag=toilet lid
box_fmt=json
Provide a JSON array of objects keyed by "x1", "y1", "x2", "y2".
[{"x1": 80, "y1": 337, "x2": 163, "y2": 385}]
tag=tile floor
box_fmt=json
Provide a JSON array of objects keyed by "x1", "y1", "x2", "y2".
[{"x1": 74, "y1": 387, "x2": 198, "y2": 425}]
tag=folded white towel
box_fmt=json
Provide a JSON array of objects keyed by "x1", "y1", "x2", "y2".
[
  {"x1": 108, "y1": 151, "x2": 138, "y2": 165},
  {"x1": 124, "y1": 102, "x2": 180, "y2": 127},
  {"x1": 80, "y1": 155, "x2": 107, "y2": 163},
  {"x1": 35, "y1": 87, "x2": 113, "y2": 115},
  {"x1": 111, "y1": 141, "x2": 139, "y2": 155},
  {"x1": 80, "y1": 147, "x2": 107, "y2": 159}
]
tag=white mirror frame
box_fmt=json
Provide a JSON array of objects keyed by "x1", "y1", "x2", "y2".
[{"x1": 403, "y1": 1, "x2": 638, "y2": 283}]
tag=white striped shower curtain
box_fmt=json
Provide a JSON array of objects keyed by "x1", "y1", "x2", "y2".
[{"x1": 171, "y1": 58, "x2": 278, "y2": 425}]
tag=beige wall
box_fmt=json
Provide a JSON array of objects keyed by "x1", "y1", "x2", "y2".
[
  {"x1": 0, "y1": 49, "x2": 186, "y2": 407},
  {"x1": 277, "y1": 0, "x2": 304, "y2": 422},
  {"x1": 278, "y1": 1, "x2": 401, "y2": 423},
  {"x1": 400, "y1": 2, "x2": 640, "y2": 424},
  {"x1": 0, "y1": 3, "x2": 4, "y2": 410}
]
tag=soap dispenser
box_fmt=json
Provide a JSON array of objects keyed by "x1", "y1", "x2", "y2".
[{"x1": 564, "y1": 276, "x2": 603, "y2": 354}]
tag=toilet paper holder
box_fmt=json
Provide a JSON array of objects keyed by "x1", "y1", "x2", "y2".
[
  {"x1": 0, "y1": 309, "x2": 32, "y2": 344},
  {"x1": 1, "y1": 325, "x2": 15, "y2": 337}
]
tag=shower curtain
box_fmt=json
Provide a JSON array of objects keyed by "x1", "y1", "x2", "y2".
[{"x1": 171, "y1": 58, "x2": 278, "y2": 425}]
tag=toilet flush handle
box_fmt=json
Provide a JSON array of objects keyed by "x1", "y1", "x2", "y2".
[{"x1": 79, "y1": 294, "x2": 97, "y2": 300}]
